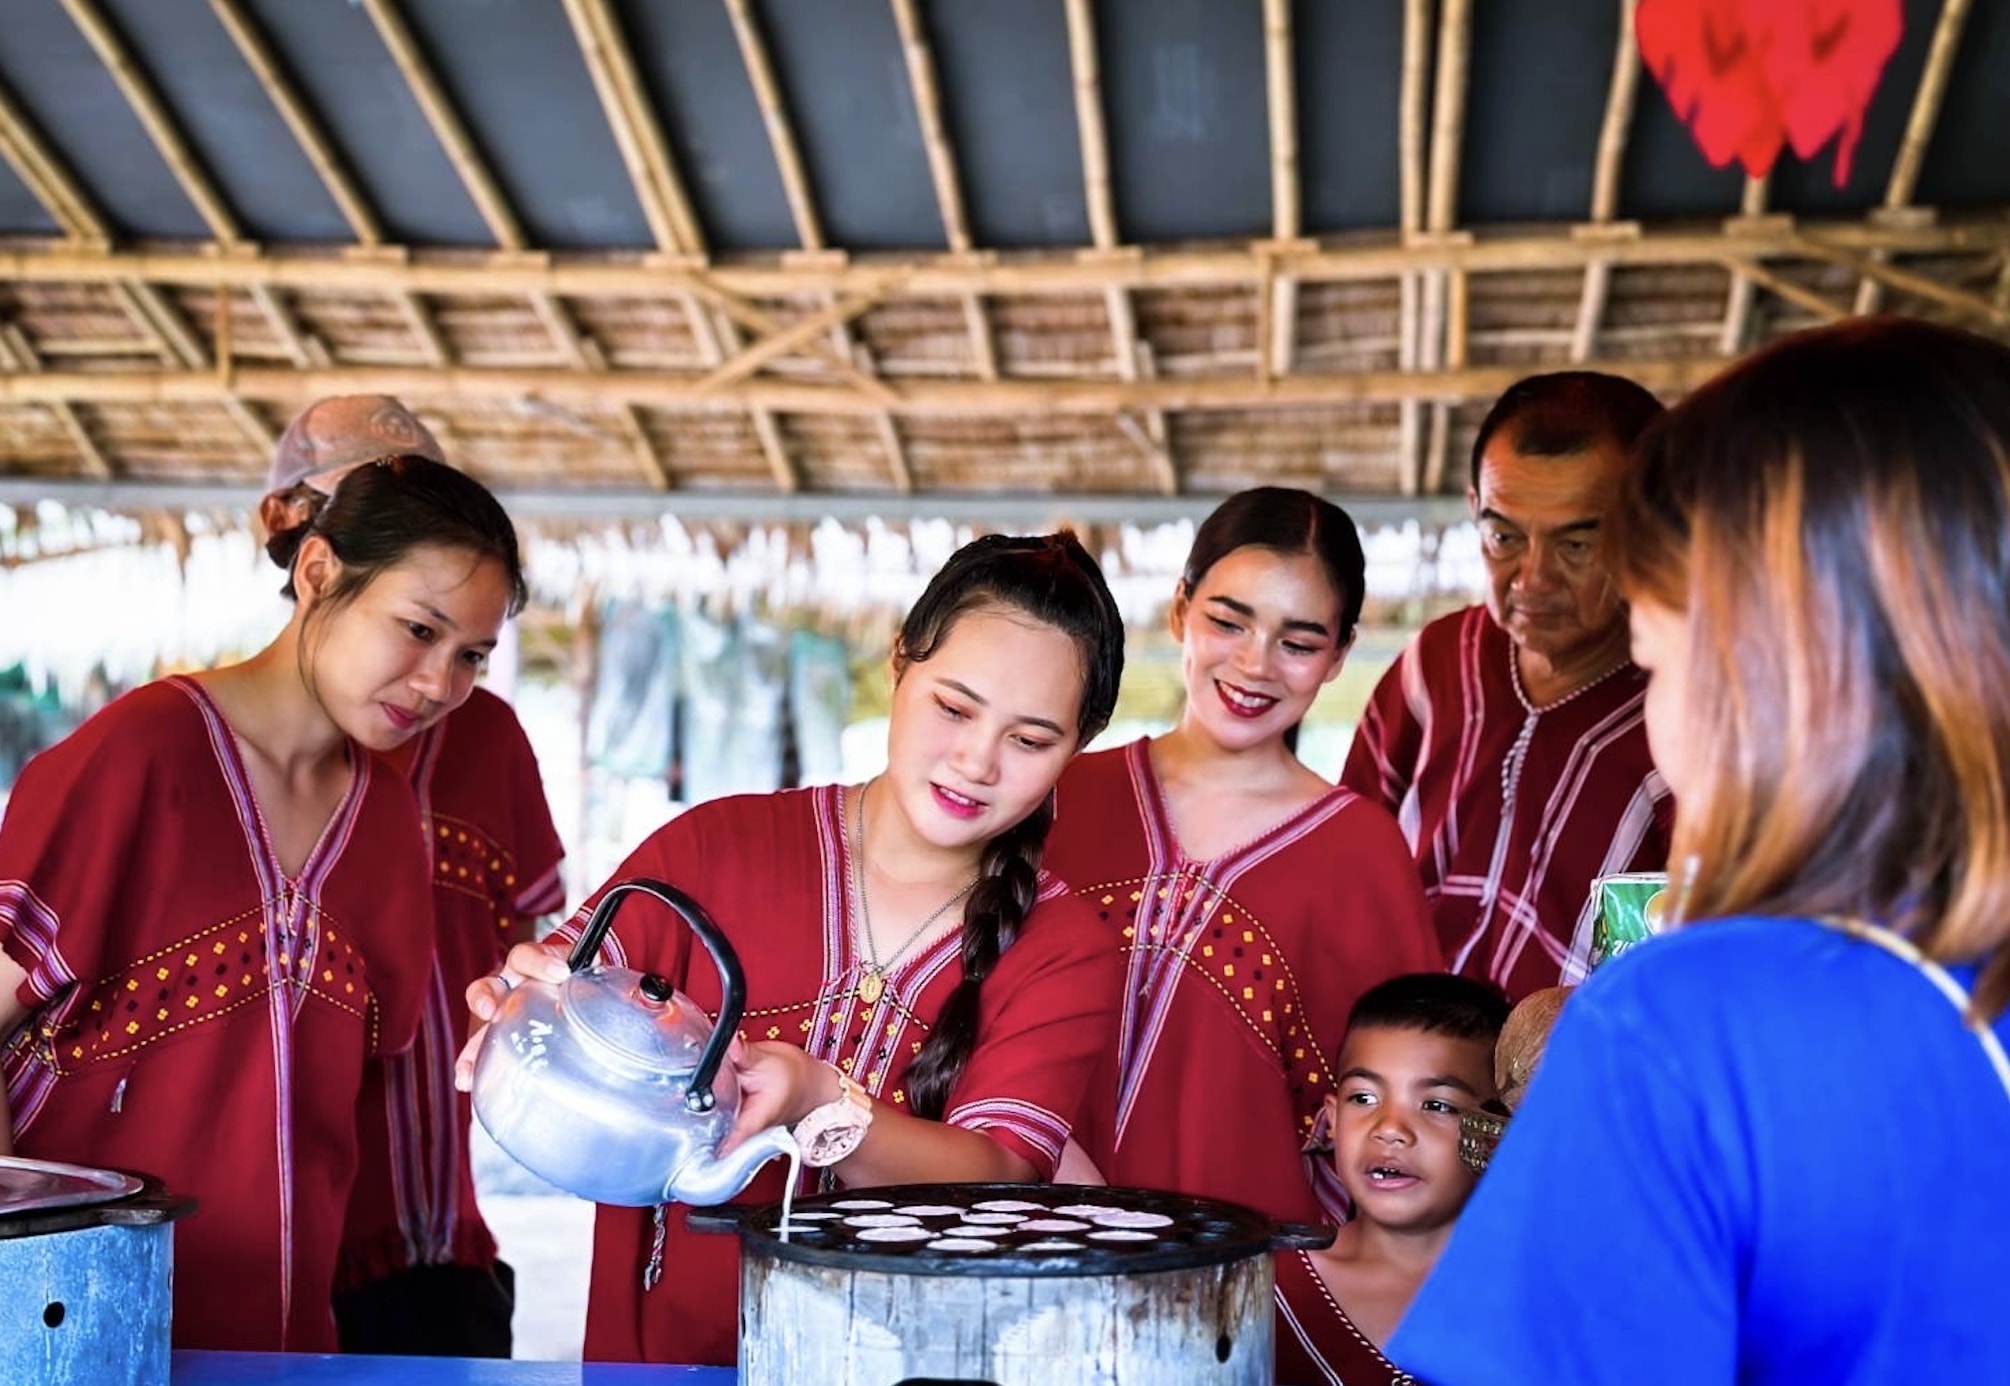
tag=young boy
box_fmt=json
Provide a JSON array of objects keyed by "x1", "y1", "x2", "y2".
[{"x1": 1276, "y1": 973, "x2": 1510, "y2": 1385}]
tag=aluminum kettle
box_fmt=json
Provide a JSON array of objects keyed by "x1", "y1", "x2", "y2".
[{"x1": 469, "y1": 878, "x2": 797, "y2": 1207}]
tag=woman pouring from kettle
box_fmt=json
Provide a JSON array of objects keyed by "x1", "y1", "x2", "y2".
[{"x1": 458, "y1": 532, "x2": 1127, "y2": 1367}]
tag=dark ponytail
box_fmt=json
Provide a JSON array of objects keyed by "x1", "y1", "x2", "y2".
[
  {"x1": 271, "y1": 453, "x2": 527, "y2": 617},
  {"x1": 898, "y1": 531, "x2": 1124, "y2": 1120}
]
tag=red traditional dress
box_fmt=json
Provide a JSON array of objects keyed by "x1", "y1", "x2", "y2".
[
  {"x1": 1273, "y1": 1249, "x2": 1414, "y2": 1386},
  {"x1": 558, "y1": 785, "x2": 1121, "y2": 1367},
  {"x1": 1341, "y1": 607, "x2": 1672, "y2": 1001},
  {"x1": 337, "y1": 688, "x2": 565, "y2": 1293},
  {"x1": 0, "y1": 677, "x2": 432, "y2": 1352},
  {"x1": 1043, "y1": 739, "x2": 1441, "y2": 1227}
]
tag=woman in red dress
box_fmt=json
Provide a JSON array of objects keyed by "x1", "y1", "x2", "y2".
[
  {"x1": 1044, "y1": 488, "x2": 1443, "y2": 1226},
  {"x1": 0, "y1": 456, "x2": 525, "y2": 1352},
  {"x1": 460, "y1": 532, "x2": 1129, "y2": 1366}
]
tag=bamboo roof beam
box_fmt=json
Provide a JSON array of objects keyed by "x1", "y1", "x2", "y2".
[
  {"x1": 1419, "y1": 0, "x2": 1472, "y2": 495},
  {"x1": 0, "y1": 79, "x2": 109, "y2": 244},
  {"x1": 114, "y1": 281, "x2": 206, "y2": 369},
  {"x1": 1396, "y1": 0, "x2": 1431, "y2": 496},
  {"x1": 1719, "y1": 176, "x2": 1770, "y2": 355},
  {"x1": 9, "y1": 220, "x2": 2010, "y2": 297},
  {"x1": 1106, "y1": 286, "x2": 1178, "y2": 494},
  {"x1": 0, "y1": 322, "x2": 113, "y2": 479},
  {"x1": 1720, "y1": 257, "x2": 1846, "y2": 322},
  {"x1": 681, "y1": 296, "x2": 800, "y2": 495},
  {"x1": 222, "y1": 395, "x2": 276, "y2": 455},
  {"x1": 696, "y1": 291, "x2": 890, "y2": 395},
  {"x1": 1855, "y1": 0, "x2": 1973, "y2": 315},
  {"x1": 688, "y1": 285, "x2": 900, "y2": 406},
  {"x1": 1798, "y1": 237, "x2": 2010, "y2": 329},
  {"x1": 1063, "y1": 0, "x2": 1116, "y2": 251},
  {"x1": 1262, "y1": 0, "x2": 1302, "y2": 375},
  {"x1": 560, "y1": 0, "x2": 706, "y2": 256},
  {"x1": 723, "y1": 0, "x2": 821, "y2": 252},
  {"x1": 1570, "y1": 0, "x2": 1643, "y2": 364},
  {"x1": 875, "y1": 411, "x2": 915, "y2": 495},
  {"x1": 617, "y1": 404, "x2": 672, "y2": 490},
  {"x1": 886, "y1": 0, "x2": 995, "y2": 391},
  {"x1": 247, "y1": 284, "x2": 330, "y2": 369},
  {"x1": 0, "y1": 355, "x2": 1740, "y2": 415},
  {"x1": 206, "y1": 0, "x2": 381, "y2": 245},
  {"x1": 58, "y1": 0, "x2": 239, "y2": 245}
]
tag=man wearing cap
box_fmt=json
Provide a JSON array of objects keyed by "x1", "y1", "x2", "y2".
[
  {"x1": 264, "y1": 396, "x2": 565, "y2": 1358},
  {"x1": 1340, "y1": 372, "x2": 1673, "y2": 1002}
]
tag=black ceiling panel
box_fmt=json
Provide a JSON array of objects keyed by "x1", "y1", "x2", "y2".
[
  {"x1": 1100, "y1": 0, "x2": 1269, "y2": 242},
  {"x1": 926, "y1": 0, "x2": 1090, "y2": 247},
  {"x1": 401, "y1": 0, "x2": 650, "y2": 250},
  {"x1": 1621, "y1": 60, "x2": 1747, "y2": 220},
  {"x1": 615, "y1": 0, "x2": 798, "y2": 252},
  {"x1": 1461, "y1": 0, "x2": 1615, "y2": 224},
  {"x1": 755, "y1": 0, "x2": 944, "y2": 251},
  {"x1": 241, "y1": 0, "x2": 491, "y2": 246},
  {"x1": 1296, "y1": 0, "x2": 1402, "y2": 232},
  {"x1": 0, "y1": 149, "x2": 61, "y2": 238},
  {"x1": 1916, "y1": 0, "x2": 2010, "y2": 210},
  {"x1": 0, "y1": 0, "x2": 207, "y2": 239}
]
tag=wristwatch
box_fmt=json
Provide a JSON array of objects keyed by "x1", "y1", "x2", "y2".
[{"x1": 793, "y1": 1065, "x2": 874, "y2": 1168}]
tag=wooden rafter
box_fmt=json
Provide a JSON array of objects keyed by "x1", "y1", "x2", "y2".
[
  {"x1": 1262, "y1": 0, "x2": 1301, "y2": 377},
  {"x1": 688, "y1": 284, "x2": 900, "y2": 406},
  {"x1": 0, "y1": 322, "x2": 112, "y2": 479},
  {"x1": 0, "y1": 78, "x2": 108, "y2": 243},
  {"x1": 1106, "y1": 286, "x2": 1178, "y2": 495},
  {"x1": 1855, "y1": 0, "x2": 1974, "y2": 314},
  {"x1": 723, "y1": 0, "x2": 821, "y2": 252},
  {"x1": 247, "y1": 284, "x2": 330, "y2": 369},
  {"x1": 1570, "y1": 0, "x2": 1643, "y2": 364},
  {"x1": 617, "y1": 404, "x2": 672, "y2": 490},
  {"x1": 1063, "y1": 0, "x2": 1117, "y2": 251},
  {"x1": 875, "y1": 411, "x2": 915, "y2": 495},
  {"x1": 396, "y1": 292, "x2": 451, "y2": 367},
  {"x1": 560, "y1": 0, "x2": 705, "y2": 256},
  {"x1": 10, "y1": 219, "x2": 2009, "y2": 298},
  {"x1": 58, "y1": 0, "x2": 239, "y2": 245},
  {"x1": 1720, "y1": 257, "x2": 1846, "y2": 322},
  {"x1": 1418, "y1": 0, "x2": 1472, "y2": 495},
  {"x1": 1719, "y1": 176, "x2": 1770, "y2": 354},
  {"x1": 696, "y1": 291, "x2": 889, "y2": 395},
  {"x1": 0, "y1": 356, "x2": 1744, "y2": 416},
  {"x1": 1396, "y1": 0, "x2": 1431, "y2": 496},
  {"x1": 206, "y1": 0, "x2": 380, "y2": 245},
  {"x1": 679, "y1": 300, "x2": 798, "y2": 494},
  {"x1": 886, "y1": 0, "x2": 994, "y2": 389},
  {"x1": 1798, "y1": 237, "x2": 2010, "y2": 329}
]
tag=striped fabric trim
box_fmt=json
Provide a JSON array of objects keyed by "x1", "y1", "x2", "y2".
[
  {"x1": 0, "y1": 879, "x2": 79, "y2": 1134},
  {"x1": 944, "y1": 1095, "x2": 1070, "y2": 1165},
  {"x1": 513, "y1": 859, "x2": 566, "y2": 918}
]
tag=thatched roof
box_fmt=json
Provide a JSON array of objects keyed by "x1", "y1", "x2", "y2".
[{"x1": 1, "y1": 0, "x2": 2006, "y2": 521}]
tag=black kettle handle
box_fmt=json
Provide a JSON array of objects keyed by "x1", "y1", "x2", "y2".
[{"x1": 565, "y1": 878, "x2": 745, "y2": 1115}]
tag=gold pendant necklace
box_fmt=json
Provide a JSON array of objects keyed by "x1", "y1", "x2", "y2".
[{"x1": 848, "y1": 780, "x2": 977, "y2": 1006}]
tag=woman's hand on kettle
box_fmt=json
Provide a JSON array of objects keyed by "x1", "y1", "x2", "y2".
[
  {"x1": 717, "y1": 1039, "x2": 837, "y2": 1156},
  {"x1": 452, "y1": 941, "x2": 572, "y2": 1092}
]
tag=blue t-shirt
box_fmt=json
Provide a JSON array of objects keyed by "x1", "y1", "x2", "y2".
[{"x1": 1389, "y1": 915, "x2": 2010, "y2": 1384}]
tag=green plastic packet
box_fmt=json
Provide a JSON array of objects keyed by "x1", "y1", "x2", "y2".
[{"x1": 1590, "y1": 871, "x2": 1670, "y2": 969}]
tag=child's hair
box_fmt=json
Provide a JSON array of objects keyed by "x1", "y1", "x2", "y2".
[
  {"x1": 1181, "y1": 487, "x2": 1368, "y2": 647},
  {"x1": 896, "y1": 531, "x2": 1126, "y2": 1120},
  {"x1": 1345, "y1": 973, "x2": 1511, "y2": 1045},
  {"x1": 266, "y1": 452, "x2": 528, "y2": 618}
]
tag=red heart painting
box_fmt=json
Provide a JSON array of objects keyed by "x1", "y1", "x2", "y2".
[{"x1": 1638, "y1": 0, "x2": 1904, "y2": 186}]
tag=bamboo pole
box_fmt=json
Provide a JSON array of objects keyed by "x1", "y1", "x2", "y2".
[
  {"x1": 964, "y1": 294, "x2": 999, "y2": 380},
  {"x1": 58, "y1": 0, "x2": 239, "y2": 245},
  {"x1": 875, "y1": 412, "x2": 915, "y2": 494},
  {"x1": 1719, "y1": 175, "x2": 1769, "y2": 355},
  {"x1": 1572, "y1": 0, "x2": 1642, "y2": 363},
  {"x1": 359, "y1": 0, "x2": 522, "y2": 250},
  {"x1": 0, "y1": 79, "x2": 109, "y2": 243},
  {"x1": 683, "y1": 296, "x2": 800, "y2": 495},
  {"x1": 117, "y1": 281, "x2": 207, "y2": 369},
  {"x1": 1720, "y1": 257, "x2": 1847, "y2": 322},
  {"x1": 618, "y1": 403, "x2": 673, "y2": 490},
  {"x1": 560, "y1": 0, "x2": 706, "y2": 255},
  {"x1": 1264, "y1": 0, "x2": 1298, "y2": 243},
  {"x1": 0, "y1": 357, "x2": 1737, "y2": 416},
  {"x1": 1855, "y1": 0, "x2": 1974, "y2": 314},
  {"x1": 0, "y1": 322, "x2": 113, "y2": 479},
  {"x1": 206, "y1": 0, "x2": 381, "y2": 245},
  {"x1": 7, "y1": 221, "x2": 2008, "y2": 299},
  {"x1": 1397, "y1": 0, "x2": 1431, "y2": 496},
  {"x1": 1420, "y1": 0, "x2": 1471, "y2": 497},
  {"x1": 1063, "y1": 0, "x2": 1116, "y2": 251},
  {"x1": 1105, "y1": 286, "x2": 1177, "y2": 494},
  {"x1": 397, "y1": 293, "x2": 452, "y2": 367},
  {"x1": 695, "y1": 291, "x2": 890, "y2": 395},
  {"x1": 688, "y1": 283, "x2": 901, "y2": 405},
  {"x1": 247, "y1": 284, "x2": 330, "y2": 368},
  {"x1": 723, "y1": 0, "x2": 821, "y2": 252},
  {"x1": 1800, "y1": 238, "x2": 2010, "y2": 328}
]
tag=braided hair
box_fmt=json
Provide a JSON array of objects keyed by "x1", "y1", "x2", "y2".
[{"x1": 898, "y1": 532, "x2": 1125, "y2": 1120}]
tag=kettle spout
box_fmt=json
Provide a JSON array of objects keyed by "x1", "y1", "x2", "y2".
[{"x1": 667, "y1": 1124, "x2": 799, "y2": 1207}]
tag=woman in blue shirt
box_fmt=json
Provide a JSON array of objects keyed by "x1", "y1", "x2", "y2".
[{"x1": 1389, "y1": 316, "x2": 2010, "y2": 1385}]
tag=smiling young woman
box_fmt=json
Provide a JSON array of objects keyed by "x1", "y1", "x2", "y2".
[
  {"x1": 0, "y1": 455, "x2": 525, "y2": 1354},
  {"x1": 1042, "y1": 487, "x2": 1442, "y2": 1228}
]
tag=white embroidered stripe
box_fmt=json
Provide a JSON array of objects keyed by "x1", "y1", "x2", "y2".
[{"x1": 944, "y1": 1098, "x2": 1068, "y2": 1161}]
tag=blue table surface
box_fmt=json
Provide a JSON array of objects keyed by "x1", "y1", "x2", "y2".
[{"x1": 171, "y1": 1352, "x2": 735, "y2": 1384}]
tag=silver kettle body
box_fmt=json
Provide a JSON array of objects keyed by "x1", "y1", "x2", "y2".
[{"x1": 470, "y1": 879, "x2": 797, "y2": 1207}]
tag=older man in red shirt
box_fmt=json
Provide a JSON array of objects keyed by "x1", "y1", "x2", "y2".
[{"x1": 1342, "y1": 372, "x2": 1673, "y2": 1000}]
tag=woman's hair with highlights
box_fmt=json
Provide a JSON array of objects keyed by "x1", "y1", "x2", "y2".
[{"x1": 1608, "y1": 317, "x2": 2010, "y2": 1018}]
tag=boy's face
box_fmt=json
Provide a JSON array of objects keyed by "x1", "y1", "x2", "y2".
[{"x1": 1326, "y1": 1024, "x2": 1499, "y2": 1236}]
